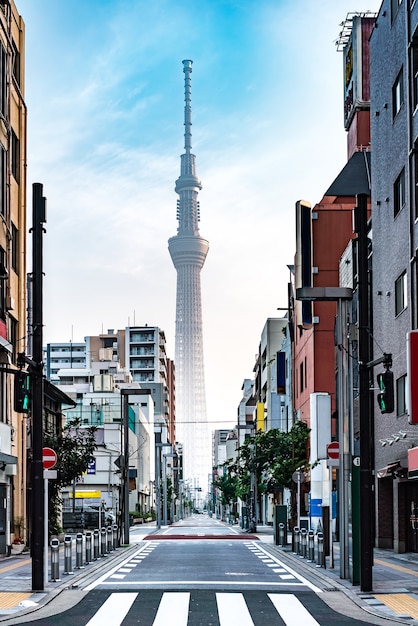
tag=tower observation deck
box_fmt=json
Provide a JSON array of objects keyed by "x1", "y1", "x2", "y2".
[{"x1": 168, "y1": 60, "x2": 210, "y2": 493}]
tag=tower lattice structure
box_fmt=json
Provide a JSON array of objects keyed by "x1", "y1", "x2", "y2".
[{"x1": 168, "y1": 60, "x2": 210, "y2": 492}]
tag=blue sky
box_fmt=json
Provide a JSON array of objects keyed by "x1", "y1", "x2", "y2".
[{"x1": 17, "y1": 0, "x2": 382, "y2": 428}]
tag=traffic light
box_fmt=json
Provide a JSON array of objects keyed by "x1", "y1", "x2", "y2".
[
  {"x1": 14, "y1": 371, "x2": 30, "y2": 413},
  {"x1": 377, "y1": 370, "x2": 394, "y2": 414}
]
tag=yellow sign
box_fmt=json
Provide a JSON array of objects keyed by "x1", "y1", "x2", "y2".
[{"x1": 69, "y1": 491, "x2": 101, "y2": 499}]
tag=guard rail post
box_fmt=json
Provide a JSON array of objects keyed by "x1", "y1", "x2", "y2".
[
  {"x1": 50, "y1": 537, "x2": 60, "y2": 582},
  {"x1": 293, "y1": 526, "x2": 300, "y2": 555},
  {"x1": 64, "y1": 535, "x2": 73, "y2": 575},
  {"x1": 307, "y1": 529, "x2": 315, "y2": 562},
  {"x1": 300, "y1": 528, "x2": 307, "y2": 558},
  {"x1": 85, "y1": 531, "x2": 92, "y2": 564},
  {"x1": 76, "y1": 532, "x2": 84, "y2": 569}
]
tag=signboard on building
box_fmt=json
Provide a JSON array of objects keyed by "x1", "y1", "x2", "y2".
[
  {"x1": 408, "y1": 447, "x2": 418, "y2": 479},
  {"x1": 343, "y1": 16, "x2": 374, "y2": 129}
]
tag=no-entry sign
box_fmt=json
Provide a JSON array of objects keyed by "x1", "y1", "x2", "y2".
[
  {"x1": 42, "y1": 447, "x2": 57, "y2": 470},
  {"x1": 327, "y1": 441, "x2": 339, "y2": 460}
]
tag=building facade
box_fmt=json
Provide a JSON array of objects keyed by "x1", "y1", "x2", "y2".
[
  {"x1": 370, "y1": 0, "x2": 418, "y2": 553},
  {"x1": 0, "y1": 1, "x2": 27, "y2": 553}
]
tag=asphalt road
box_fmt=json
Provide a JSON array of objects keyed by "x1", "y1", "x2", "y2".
[{"x1": 13, "y1": 516, "x2": 401, "y2": 625}]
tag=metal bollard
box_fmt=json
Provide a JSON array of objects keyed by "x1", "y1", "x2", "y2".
[
  {"x1": 85, "y1": 531, "x2": 92, "y2": 564},
  {"x1": 64, "y1": 535, "x2": 73, "y2": 575},
  {"x1": 76, "y1": 532, "x2": 84, "y2": 569},
  {"x1": 300, "y1": 528, "x2": 307, "y2": 558},
  {"x1": 307, "y1": 530, "x2": 315, "y2": 562},
  {"x1": 100, "y1": 527, "x2": 107, "y2": 556},
  {"x1": 293, "y1": 526, "x2": 300, "y2": 554},
  {"x1": 50, "y1": 537, "x2": 60, "y2": 582},
  {"x1": 93, "y1": 529, "x2": 100, "y2": 559},
  {"x1": 316, "y1": 531, "x2": 325, "y2": 568},
  {"x1": 112, "y1": 524, "x2": 118, "y2": 550},
  {"x1": 107, "y1": 526, "x2": 113, "y2": 552},
  {"x1": 278, "y1": 522, "x2": 285, "y2": 547}
]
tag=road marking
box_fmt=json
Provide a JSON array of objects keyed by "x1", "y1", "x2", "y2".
[
  {"x1": 248, "y1": 542, "x2": 322, "y2": 593},
  {"x1": 152, "y1": 592, "x2": 190, "y2": 625},
  {"x1": 216, "y1": 593, "x2": 253, "y2": 626},
  {"x1": 268, "y1": 594, "x2": 321, "y2": 626},
  {"x1": 85, "y1": 592, "x2": 137, "y2": 626},
  {"x1": 85, "y1": 542, "x2": 158, "y2": 590},
  {"x1": 98, "y1": 579, "x2": 305, "y2": 587}
]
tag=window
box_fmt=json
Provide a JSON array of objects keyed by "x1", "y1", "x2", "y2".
[
  {"x1": 0, "y1": 247, "x2": 5, "y2": 320},
  {"x1": 393, "y1": 69, "x2": 404, "y2": 118},
  {"x1": 0, "y1": 43, "x2": 6, "y2": 117},
  {"x1": 413, "y1": 41, "x2": 418, "y2": 111},
  {"x1": 0, "y1": 143, "x2": 5, "y2": 216},
  {"x1": 391, "y1": 0, "x2": 402, "y2": 21},
  {"x1": 11, "y1": 129, "x2": 19, "y2": 183},
  {"x1": 300, "y1": 362, "x2": 303, "y2": 393},
  {"x1": 12, "y1": 40, "x2": 20, "y2": 88},
  {"x1": 11, "y1": 223, "x2": 18, "y2": 273},
  {"x1": 395, "y1": 270, "x2": 407, "y2": 315},
  {"x1": 396, "y1": 374, "x2": 407, "y2": 416},
  {"x1": 394, "y1": 168, "x2": 406, "y2": 216}
]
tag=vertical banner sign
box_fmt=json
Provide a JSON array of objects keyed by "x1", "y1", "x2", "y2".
[{"x1": 407, "y1": 331, "x2": 418, "y2": 424}]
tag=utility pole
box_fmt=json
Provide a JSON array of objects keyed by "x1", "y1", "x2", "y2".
[
  {"x1": 356, "y1": 193, "x2": 373, "y2": 592},
  {"x1": 31, "y1": 183, "x2": 46, "y2": 591}
]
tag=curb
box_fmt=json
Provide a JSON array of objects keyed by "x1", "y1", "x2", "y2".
[
  {"x1": 0, "y1": 544, "x2": 139, "y2": 624},
  {"x1": 265, "y1": 543, "x2": 418, "y2": 625}
]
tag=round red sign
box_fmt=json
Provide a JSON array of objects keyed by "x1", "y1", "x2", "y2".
[
  {"x1": 327, "y1": 441, "x2": 340, "y2": 460},
  {"x1": 42, "y1": 447, "x2": 57, "y2": 470}
]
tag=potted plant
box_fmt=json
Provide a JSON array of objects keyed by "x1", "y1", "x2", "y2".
[{"x1": 11, "y1": 537, "x2": 25, "y2": 554}]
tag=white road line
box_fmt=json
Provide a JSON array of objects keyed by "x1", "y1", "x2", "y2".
[
  {"x1": 268, "y1": 594, "x2": 321, "y2": 626},
  {"x1": 216, "y1": 593, "x2": 254, "y2": 626},
  {"x1": 152, "y1": 592, "x2": 190, "y2": 626},
  {"x1": 99, "y1": 580, "x2": 304, "y2": 587},
  {"x1": 249, "y1": 543, "x2": 322, "y2": 593},
  {"x1": 85, "y1": 542, "x2": 157, "y2": 590},
  {"x1": 85, "y1": 592, "x2": 137, "y2": 626}
]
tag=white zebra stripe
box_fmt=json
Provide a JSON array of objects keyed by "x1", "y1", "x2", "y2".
[
  {"x1": 152, "y1": 592, "x2": 190, "y2": 626},
  {"x1": 268, "y1": 593, "x2": 321, "y2": 626},
  {"x1": 85, "y1": 592, "x2": 137, "y2": 626},
  {"x1": 216, "y1": 593, "x2": 254, "y2": 626}
]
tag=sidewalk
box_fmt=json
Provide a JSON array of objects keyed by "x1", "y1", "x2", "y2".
[
  {"x1": 249, "y1": 523, "x2": 418, "y2": 625},
  {"x1": 1, "y1": 522, "x2": 418, "y2": 624},
  {"x1": 0, "y1": 524, "x2": 155, "y2": 622}
]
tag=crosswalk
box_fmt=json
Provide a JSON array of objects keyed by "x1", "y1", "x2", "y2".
[{"x1": 82, "y1": 590, "x2": 324, "y2": 626}]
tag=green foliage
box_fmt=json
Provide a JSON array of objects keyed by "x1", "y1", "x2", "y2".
[
  {"x1": 223, "y1": 421, "x2": 310, "y2": 502},
  {"x1": 44, "y1": 418, "x2": 98, "y2": 536},
  {"x1": 213, "y1": 473, "x2": 239, "y2": 506}
]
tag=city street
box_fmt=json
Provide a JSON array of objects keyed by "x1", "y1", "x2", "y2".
[{"x1": 4, "y1": 516, "x2": 404, "y2": 626}]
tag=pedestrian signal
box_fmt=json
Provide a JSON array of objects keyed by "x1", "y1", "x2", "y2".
[
  {"x1": 14, "y1": 371, "x2": 30, "y2": 413},
  {"x1": 377, "y1": 370, "x2": 394, "y2": 414}
]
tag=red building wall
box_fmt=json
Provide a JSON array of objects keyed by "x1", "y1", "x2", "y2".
[{"x1": 293, "y1": 196, "x2": 356, "y2": 428}]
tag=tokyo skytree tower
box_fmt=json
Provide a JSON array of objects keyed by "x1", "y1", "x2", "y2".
[{"x1": 168, "y1": 60, "x2": 210, "y2": 491}]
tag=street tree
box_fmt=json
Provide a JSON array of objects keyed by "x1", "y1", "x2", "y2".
[{"x1": 43, "y1": 418, "x2": 98, "y2": 535}]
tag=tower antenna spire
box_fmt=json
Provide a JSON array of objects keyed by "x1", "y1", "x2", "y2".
[{"x1": 183, "y1": 59, "x2": 193, "y2": 154}]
